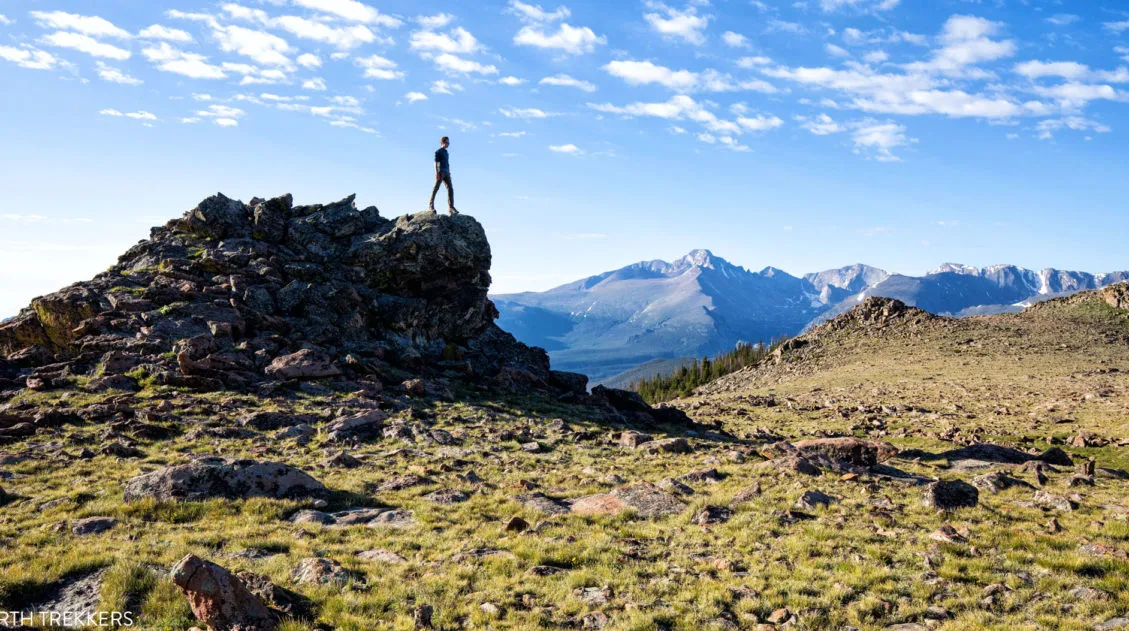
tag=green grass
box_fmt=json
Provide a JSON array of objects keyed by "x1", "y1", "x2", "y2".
[{"x1": 2, "y1": 294, "x2": 1129, "y2": 629}]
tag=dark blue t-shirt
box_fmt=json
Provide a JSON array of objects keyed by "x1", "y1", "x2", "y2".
[{"x1": 435, "y1": 147, "x2": 450, "y2": 172}]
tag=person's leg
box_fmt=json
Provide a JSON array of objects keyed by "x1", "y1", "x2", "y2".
[
  {"x1": 445, "y1": 173, "x2": 455, "y2": 210},
  {"x1": 429, "y1": 173, "x2": 442, "y2": 210}
]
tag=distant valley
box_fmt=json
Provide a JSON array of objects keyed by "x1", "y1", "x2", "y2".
[{"x1": 493, "y1": 250, "x2": 1129, "y2": 383}]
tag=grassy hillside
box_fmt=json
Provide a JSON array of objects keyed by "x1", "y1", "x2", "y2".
[{"x1": 1, "y1": 289, "x2": 1127, "y2": 630}]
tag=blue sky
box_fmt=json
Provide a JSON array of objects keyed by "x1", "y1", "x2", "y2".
[{"x1": 1, "y1": 0, "x2": 1128, "y2": 316}]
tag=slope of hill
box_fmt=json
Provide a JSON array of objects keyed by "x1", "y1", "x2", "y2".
[
  {"x1": 599, "y1": 356, "x2": 696, "y2": 389},
  {"x1": 2, "y1": 190, "x2": 1127, "y2": 630},
  {"x1": 496, "y1": 255, "x2": 1129, "y2": 381}
]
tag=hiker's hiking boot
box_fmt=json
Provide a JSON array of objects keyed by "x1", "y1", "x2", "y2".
[{"x1": 448, "y1": 207, "x2": 459, "y2": 216}]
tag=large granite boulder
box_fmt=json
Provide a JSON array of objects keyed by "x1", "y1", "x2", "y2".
[
  {"x1": 123, "y1": 457, "x2": 327, "y2": 502},
  {"x1": 171, "y1": 554, "x2": 277, "y2": 631}
]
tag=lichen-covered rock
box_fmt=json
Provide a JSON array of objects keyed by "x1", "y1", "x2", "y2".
[
  {"x1": 170, "y1": 554, "x2": 276, "y2": 631},
  {"x1": 123, "y1": 457, "x2": 327, "y2": 502},
  {"x1": 793, "y1": 437, "x2": 898, "y2": 467},
  {"x1": 570, "y1": 482, "x2": 687, "y2": 518}
]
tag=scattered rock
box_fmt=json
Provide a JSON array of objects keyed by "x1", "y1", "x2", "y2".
[
  {"x1": 320, "y1": 451, "x2": 362, "y2": 469},
  {"x1": 794, "y1": 437, "x2": 897, "y2": 466},
  {"x1": 795, "y1": 490, "x2": 838, "y2": 510},
  {"x1": 378, "y1": 474, "x2": 434, "y2": 492},
  {"x1": 264, "y1": 349, "x2": 341, "y2": 380},
  {"x1": 972, "y1": 470, "x2": 1028, "y2": 494},
  {"x1": 693, "y1": 505, "x2": 732, "y2": 526},
  {"x1": 71, "y1": 516, "x2": 117, "y2": 536},
  {"x1": 641, "y1": 437, "x2": 691, "y2": 454},
  {"x1": 620, "y1": 430, "x2": 653, "y2": 448},
  {"x1": 425, "y1": 489, "x2": 469, "y2": 504},
  {"x1": 504, "y1": 516, "x2": 529, "y2": 532},
  {"x1": 326, "y1": 410, "x2": 386, "y2": 442},
  {"x1": 357, "y1": 549, "x2": 408, "y2": 564},
  {"x1": 1070, "y1": 586, "x2": 1111, "y2": 602},
  {"x1": 291, "y1": 557, "x2": 355, "y2": 586},
  {"x1": 515, "y1": 492, "x2": 570, "y2": 516},
  {"x1": 929, "y1": 524, "x2": 968, "y2": 544},
  {"x1": 1034, "y1": 490, "x2": 1076, "y2": 512},
  {"x1": 570, "y1": 482, "x2": 686, "y2": 518}
]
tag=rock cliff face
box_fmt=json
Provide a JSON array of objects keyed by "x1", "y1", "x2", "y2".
[{"x1": 0, "y1": 193, "x2": 574, "y2": 395}]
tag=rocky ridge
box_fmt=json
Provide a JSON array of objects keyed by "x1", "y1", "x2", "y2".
[{"x1": 0, "y1": 193, "x2": 572, "y2": 396}]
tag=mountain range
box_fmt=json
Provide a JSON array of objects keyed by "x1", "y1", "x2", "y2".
[{"x1": 493, "y1": 250, "x2": 1129, "y2": 383}]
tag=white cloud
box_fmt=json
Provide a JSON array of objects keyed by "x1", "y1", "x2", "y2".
[
  {"x1": 737, "y1": 114, "x2": 784, "y2": 131},
  {"x1": 818, "y1": 0, "x2": 900, "y2": 13},
  {"x1": 499, "y1": 76, "x2": 526, "y2": 86},
  {"x1": 0, "y1": 15, "x2": 11, "y2": 26},
  {"x1": 826, "y1": 44, "x2": 850, "y2": 58},
  {"x1": 498, "y1": 131, "x2": 526, "y2": 137},
  {"x1": 138, "y1": 25, "x2": 194, "y2": 42},
  {"x1": 198, "y1": 104, "x2": 246, "y2": 118},
  {"x1": 500, "y1": 107, "x2": 556, "y2": 119},
  {"x1": 507, "y1": 1, "x2": 571, "y2": 23},
  {"x1": 549, "y1": 143, "x2": 582, "y2": 154},
  {"x1": 1033, "y1": 82, "x2": 1124, "y2": 107},
  {"x1": 863, "y1": 51, "x2": 888, "y2": 64},
  {"x1": 604, "y1": 60, "x2": 697, "y2": 90},
  {"x1": 416, "y1": 14, "x2": 455, "y2": 30},
  {"x1": 539, "y1": 73, "x2": 596, "y2": 92},
  {"x1": 1035, "y1": 116, "x2": 1111, "y2": 140},
  {"x1": 588, "y1": 95, "x2": 747, "y2": 135},
  {"x1": 603, "y1": 60, "x2": 777, "y2": 94},
  {"x1": 213, "y1": 24, "x2": 293, "y2": 67},
  {"x1": 302, "y1": 77, "x2": 327, "y2": 90},
  {"x1": 736, "y1": 56, "x2": 772, "y2": 69},
  {"x1": 644, "y1": 4, "x2": 710, "y2": 45},
  {"x1": 431, "y1": 80, "x2": 463, "y2": 94},
  {"x1": 0, "y1": 45, "x2": 60, "y2": 70},
  {"x1": 214, "y1": 118, "x2": 240, "y2": 127},
  {"x1": 1045, "y1": 14, "x2": 1080, "y2": 27},
  {"x1": 292, "y1": 0, "x2": 402, "y2": 27},
  {"x1": 1014, "y1": 60, "x2": 1129, "y2": 84},
  {"x1": 96, "y1": 62, "x2": 143, "y2": 85},
  {"x1": 274, "y1": 16, "x2": 378, "y2": 49},
  {"x1": 39, "y1": 32, "x2": 131, "y2": 60},
  {"x1": 797, "y1": 113, "x2": 845, "y2": 135},
  {"x1": 849, "y1": 120, "x2": 912, "y2": 161},
  {"x1": 905, "y1": 15, "x2": 1015, "y2": 77},
  {"x1": 405, "y1": 91, "x2": 428, "y2": 102},
  {"x1": 30, "y1": 11, "x2": 130, "y2": 39},
  {"x1": 514, "y1": 22, "x2": 605, "y2": 55},
  {"x1": 433, "y1": 53, "x2": 497, "y2": 75},
  {"x1": 1104, "y1": 21, "x2": 1129, "y2": 34},
  {"x1": 100, "y1": 109, "x2": 157, "y2": 121},
  {"x1": 355, "y1": 54, "x2": 404, "y2": 79},
  {"x1": 722, "y1": 31, "x2": 749, "y2": 48},
  {"x1": 297, "y1": 53, "x2": 321, "y2": 69},
  {"x1": 410, "y1": 27, "x2": 481, "y2": 54}
]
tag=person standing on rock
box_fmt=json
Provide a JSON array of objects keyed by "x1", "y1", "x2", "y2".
[{"x1": 429, "y1": 136, "x2": 458, "y2": 215}]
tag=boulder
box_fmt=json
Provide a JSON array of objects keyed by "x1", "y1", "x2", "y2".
[
  {"x1": 325, "y1": 410, "x2": 386, "y2": 442},
  {"x1": 291, "y1": 557, "x2": 354, "y2": 586},
  {"x1": 794, "y1": 437, "x2": 897, "y2": 467},
  {"x1": 619, "y1": 430, "x2": 653, "y2": 448},
  {"x1": 123, "y1": 457, "x2": 327, "y2": 502},
  {"x1": 570, "y1": 482, "x2": 687, "y2": 518},
  {"x1": 923, "y1": 480, "x2": 979, "y2": 510},
  {"x1": 71, "y1": 516, "x2": 118, "y2": 536},
  {"x1": 264, "y1": 350, "x2": 341, "y2": 380},
  {"x1": 170, "y1": 554, "x2": 276, "y2": 631}
]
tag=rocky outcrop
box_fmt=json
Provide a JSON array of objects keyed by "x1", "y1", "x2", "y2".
[
  {"x1": 1104, "y1": 283, "x2": 1129, "y2": 310},
  {"x1": 0, "y1": 193, "x2": 566, "y2": 394},
  {"x1": 123, "y1": 457, "x2": 326, "y2": 502}
]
